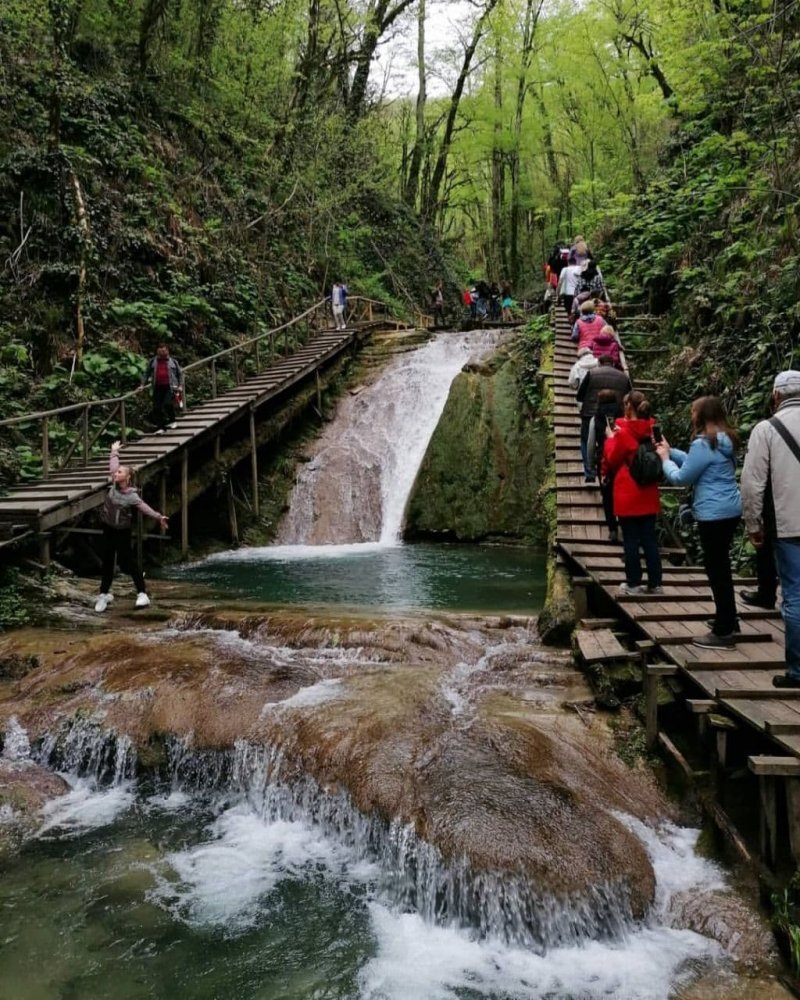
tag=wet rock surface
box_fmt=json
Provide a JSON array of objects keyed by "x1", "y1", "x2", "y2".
[{"x1": 0, "y1": 761, "x2": 69, "y2": 856}]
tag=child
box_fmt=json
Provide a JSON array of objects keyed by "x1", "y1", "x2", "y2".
[{"x1": 94, "y1": 441, "x2": 169, "y2": 612}]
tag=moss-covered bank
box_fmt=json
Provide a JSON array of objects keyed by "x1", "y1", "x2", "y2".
[{"x1": 404, "y1": 347, "x2": 548, "y2": 544}]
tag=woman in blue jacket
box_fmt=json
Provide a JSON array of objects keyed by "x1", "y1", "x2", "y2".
[{"x1": 655, "y1": 397, "x2": 742, "y2": 649}]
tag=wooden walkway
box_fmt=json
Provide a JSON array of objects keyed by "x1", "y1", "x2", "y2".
[
  {"x1": 550, "y1": 308, "x2": 800, "y2": 765},
  {"x1": 0, "y1": 320, "x2": 388, "y2": 551}
]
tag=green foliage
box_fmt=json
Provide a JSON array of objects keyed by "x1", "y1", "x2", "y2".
[
  {"x1": 773, "y1": 876, "x2": 800, "y2": 975},
  {"x1": 0, "y1": 567, "x2": 31, "y2": 630}
]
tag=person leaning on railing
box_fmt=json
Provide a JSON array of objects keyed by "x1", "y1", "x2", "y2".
[{"x1": 93, "y1": 441, "x2": 168, "y2": 613}]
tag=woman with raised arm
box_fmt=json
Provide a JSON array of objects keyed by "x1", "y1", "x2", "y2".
[
  {"x1": 655, "y1": 396, "x2": 742, "y2": 649},
  {"x1": 94, "y1": 441, "x2": 169, "y2": 613}
]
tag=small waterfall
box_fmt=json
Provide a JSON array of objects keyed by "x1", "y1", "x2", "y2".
[
  {"x1": 3, "y1": 716, "x2": 31, "y2": 762},
  {"x1": 277, "y1": 331, "x2": 501, "y2": 546},
  {"x1": 37, "y1": 717, "x2": 136, "y2": 785}
]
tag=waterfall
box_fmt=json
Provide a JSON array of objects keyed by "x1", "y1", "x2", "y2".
[{"x1": 276, "y1": 331, "x2": 501, "y2": 546}]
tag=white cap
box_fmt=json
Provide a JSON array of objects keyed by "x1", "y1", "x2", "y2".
[{"x1": 774, "y1": 370, "x2": 800, "y2": 394}]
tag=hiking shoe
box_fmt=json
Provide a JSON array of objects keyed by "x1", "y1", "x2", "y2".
[
  {"x1": 618, "y1": 583, "x2": 645, "y2": 596},
  {"x1": 692, "y1": 631, "x2": 736, "y2": 650},
  {"x1": 135, "y1": 592, "x2": 150, "y2": 609},
  {"x1": 584, "y1": 475, "x2": 596, "y2": 483},
  {"x1": 155, "y1": 428, "x2": 165, "y2": 435},
  {"x1": 167, "y1": 421, "x2": 177, "y2": 429},
  {"x1": 94, "y1": 593, "x2": 113, "y2": 613},
  {"x1": 647, "y1": 585, "x2": 665, "y2": 595},
  {"x1": 740, "y1": 590, "x2": 775, "y2": 610},
  {"x1": 773, "y1": 674, "x2": 800, "y2": 689}
]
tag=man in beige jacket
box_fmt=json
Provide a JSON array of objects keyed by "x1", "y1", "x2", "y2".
[{"x1": 741, "y1": 370, "x2": 800, "y2": 687}]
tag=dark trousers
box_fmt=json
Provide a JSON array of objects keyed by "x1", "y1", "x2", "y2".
[
  {"x1": 151, "y1": 385, "x2": 175, "y2": 430},
  {"x1": 755, "y1": 534, "x2": 778, "y2": 605},
  {"x1": 561, "y1": 294, "x2": 574, "y2": 314},
  {"x1": 600, "y1": 476, "x2": 617, "y2": 535},
  {"x1": 620, "y1": 514, "x2": 662, "y2": 588},
  {"x1": 100, "y1": 525, "x2": 146, "y2": 594},
  {"x1": 697, "y1": 517, "x2": 740, "y2": 635}
]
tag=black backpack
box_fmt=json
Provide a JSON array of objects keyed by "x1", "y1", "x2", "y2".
[{"x1": 629, "y1": 439, "x2": 662, "y2": 486}]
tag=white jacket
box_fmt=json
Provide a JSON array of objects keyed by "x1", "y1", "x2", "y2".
[
  {"x1": 557, "y1": 265, "x2": 584, "y2": 297},
  {"x1": 568, "y1": 354, "x2": 598, "y2": 391},
  {"x1": 741, "y1": 397, "x2": 800, "y2": 537}
]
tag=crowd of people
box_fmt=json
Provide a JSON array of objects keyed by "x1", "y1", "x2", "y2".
[
  {"x1": 461, "y1": 279, "x2": 514, "y2": 322},
  {"x1": 563, "y1": 238, "x2": 800, "y2": 683}
]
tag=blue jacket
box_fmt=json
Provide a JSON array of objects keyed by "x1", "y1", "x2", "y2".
[{"x1": 662, "y1": 432, "x2": 742, "y2": 521}]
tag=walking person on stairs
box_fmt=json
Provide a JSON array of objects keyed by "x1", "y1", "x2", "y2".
[
  {"x1": 603, "y1": 391, "x2": 663, "y2": 595},
  {"x1": 741, "y1": 371, "x2": 800, "y2": 687},
  {"x1": 331, "y1": 280, "x2": 348, "y2": 330},
  {"x1": 656, "y1": 396, "x2": 742, "y2": 649},
  {"x1": 94, "y1": 441, "x2": 169, "y2": 613},
  {"x1": 142, "y1": 343, "x2": 182, "y2": 435}
]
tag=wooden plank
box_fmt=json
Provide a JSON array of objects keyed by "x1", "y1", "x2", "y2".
[
  {"x1": 575, "y1": 628, "x2": 634, "y2": 664},
  {"x1": 749, "y1": 756, "x2": 800, "y2": 776}
]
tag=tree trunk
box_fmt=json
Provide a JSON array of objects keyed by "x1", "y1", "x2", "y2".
[
  {"x1": 424, "y1": 0, "x2": 499, "y2": 223},
  {"x1": 138, "y1": 0, "x2": 171, "y2": 76},
  {"x1": 490, "y1": 34, "x2": 505, "y2": 276},
  {"x1": 348, "y1": 0, "x2": 416, "y2": 121},
  {"x1": 404, "y1": 0, "x2": 426, "y2": 207}
]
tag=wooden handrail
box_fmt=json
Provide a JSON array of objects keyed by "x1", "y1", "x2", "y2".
[{"x1": 0, "y1": 384, "x2": 145, "y2": 429}]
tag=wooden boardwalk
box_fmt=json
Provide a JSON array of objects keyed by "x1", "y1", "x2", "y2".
[
  {"x1": 550, "y1": 308, "x2": 799, "y2": 767},
  {"x1": 0, "y1": 310, "x2": 399, "y2": 554}
]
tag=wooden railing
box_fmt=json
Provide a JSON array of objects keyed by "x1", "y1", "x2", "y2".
[{"x1": 0, "y1": 295, "x2": 389, "y2": 482}]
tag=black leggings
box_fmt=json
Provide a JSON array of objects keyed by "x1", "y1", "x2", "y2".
[
  {"x1": 100, "y1": 525, "x2": 146, "y2": 594},
  {"x1": 697, "y1": 516, "x2": 740, "y2": 635}
]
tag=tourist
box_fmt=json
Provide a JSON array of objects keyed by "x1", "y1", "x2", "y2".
[
  {"x1": 568, "y1": 347, "x2": 598, "y2": 393},
  {"x1": 741, "y1": 370, "x2": 800, "y2": 686},
  {"x1": 501, "y1": 281, "x2": 513, "y2": 322},
  {"x1": 603, "y1": 391, "x2": 663, "y2": 594},
  {"x1": 741, "y1": 394, "x2": 781, "y2": 612},
  {"x1": 546, "y1": 244, "x2": 567, "y2": 290},
  {"x1": 557, "y1": 256, "x2": 583, "y2": 315},
  {"x1": 589, "y1": 325, "x2": 623, "y2": 369},
  {"x1": 579, "y1": 259, "x2": 607, "y2": 301},
  {"x1": 576, "y1": 356, "x2": 631, "y2": 482},
  {"x1": 331, "y1": 280, "x2": 348, "y2": 330},
  {"x1": 571, "y1": 236, "x2": 591, "y2": 265},
  {"x1": 489, "y1": 281, "x2": 501, "y2": 321},
  {"x1": 141, "y1": 343, "x2": 182, "y2": 434},
  {"x1": 94, "y1": 441, "x2": 169, "y2": 613},
  {"x1": 432, "y1": 280, "x2": 445, "y2": 325},
  {"x1": 591, "y1": 389, "x2": 625, "y2": 542},
  {"x1": 571, "y1": 300, "x2": 606, "y2": 352},
  {"x1": 463, "y1": 286, "x2": 473, "y2": 318},
  {"x1": 656, "y1": 396, "x2": 742, "y2": 648}
]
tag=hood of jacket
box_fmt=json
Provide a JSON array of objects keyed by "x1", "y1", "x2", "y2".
[
  {"x1": 618, "y1": 417, "x2": 653, "y2": 442},
  {"x1": 592, "y1": 333, "x2": 615, "y2": 348}
]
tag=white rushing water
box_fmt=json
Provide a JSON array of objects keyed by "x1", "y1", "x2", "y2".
[{"x1": 274, "y1": 330, "x2": 502, "y2": 548}]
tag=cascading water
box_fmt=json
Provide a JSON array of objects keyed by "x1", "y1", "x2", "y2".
[{"x1": 276, "y1": 330, "x2": 502, "y2": 546}]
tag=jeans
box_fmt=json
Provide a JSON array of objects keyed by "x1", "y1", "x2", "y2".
[
  {"x1": 620, "y1": 514, "x2": 662, "y2": 588},
  {"x1": 100, "y1": 525, "x2": 146, "y2": 594},
  {"x1": 697, "y1": 516, "x2": 740, "y2": 636},
  {"x1": 775, "y1": 538, "x2": 800, "y2": 679},
  {"x1": 579, "y1": 416, "x2": 593, "y2": 477}
]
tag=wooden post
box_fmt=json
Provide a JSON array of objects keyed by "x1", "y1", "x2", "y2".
[
  {"x1": 160, "y1": 472, "x2": 167, "y2": 534},
  {"x1": 82, "y1": 404, "x2": 90, "y2": 464},
  {"x1": 214, "y1": 435, "x2": 221, "y2": 463},
  {"x1": 368, "y1": 301, "x2": 373, "y2": 322},
  {"x1": 181, "y1": 450, "x2": 189, "y2": 559},
  {"x1": 120, "y1": 399, "x2": 127, "y2": 443},
  {"x1": 41, "y1": 416, "x2": 49, "y2": 480},
  {"x1": 572, "y1": 576, "x2": 592, "y2": 620},
  {"x1": 210, "y1": 359, "x2": 217, "y2": 398},
  {"x1": 136, "y1": 509, "x2": 144, "y2": 569},
  {"x1": 38, "y1": 533, "x2": 51, "y2": 571},
  {"x1": 249, "y1": 408, "x2": 259, "y2": 517},
  {"x1": 227, "y1": 476, "x2": 239, "y2": 546},
  {"x1": 759, "y1": 775, "x2": 778, "y2": 869}
]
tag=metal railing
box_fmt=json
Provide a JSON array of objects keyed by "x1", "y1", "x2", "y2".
[{"x1": 0, "y1": 296, "x2": 388, "y2": 483}]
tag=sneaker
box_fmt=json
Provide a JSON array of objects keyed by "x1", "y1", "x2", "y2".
[
  {"x1": 94, "y1": 593, "x2": 113, "y2": 613},
  {"x1": 135, "y1": 592, "x2": 150, "y2": 609},
  {"x1": 773, "y1": 674, "x2": 800, "y2": 689},
  {"x1": 740, "y1": 590, "x2": 775, "y2": 610},
  {"x1": 692, "y1": 631, "x2": 736, "y2": 650},
  {"x1": 584, "y1": 475, "x2": 596, "y2": 483},
  {"x1": 167, "y1": 421, "x2": 177, "y2": 429},
  {"x1": 155, "y1": 428, "x2": 165, "y2": 435},
  {"x1": 618, "y1": 583, "x2": 645, "y2": 596},
  {"x1": 646, "y1": 585, "x2": 665, "y2": 595}
]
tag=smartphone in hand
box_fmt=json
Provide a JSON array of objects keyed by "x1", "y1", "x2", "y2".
[{"x1": 653, "y1": 424, "x2": 663, "y2": 443}]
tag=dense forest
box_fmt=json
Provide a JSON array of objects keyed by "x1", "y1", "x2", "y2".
[{"x1": 1, "y1": 0, "x2": 799, "y2": 468}]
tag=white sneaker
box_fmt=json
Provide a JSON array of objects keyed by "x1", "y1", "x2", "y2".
[
  {"x1": 618, "y1": 582, "x2": 645, "y2": 596},
  {"x1": 94, "y1": 593, "x2": 112, "y2": 613},
  {"x1": 168, "y1": 421, "x2": 177, "y2": 429},
  {"x1": 135, "y1": 592, "x2": 150, "y2": 609},
  {"x1": 155, "y1": 428, "x2": 165, "y2": 435}
]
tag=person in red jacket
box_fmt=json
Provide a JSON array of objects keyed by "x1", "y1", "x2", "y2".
[{"x1": 602, "y1": 391, "x2": 663, "y2": 595}]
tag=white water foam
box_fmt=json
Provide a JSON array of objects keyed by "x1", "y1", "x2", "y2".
[
  {"x1": 203, "y1": 541, "x2": 390, "y2": 563},
  {"x1": 150, "y1": 801, "x2": 375, "y2": 932},
  {"x1": 261, "y1": 677, "x2": 343, "y2": 712},
  {"x1": 37, "y1": 776, "x2": 135, "y2": 836},
  {"x1": 2, "y1": 716, "x2": 31, "y2": 762}
]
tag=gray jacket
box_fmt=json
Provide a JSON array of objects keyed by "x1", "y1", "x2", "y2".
[
  {"x1": 741, "y1": 397, "x2": 800, "y2": 538},
  {"x1": 142, "y1": 355, "x2": 182, "y2": 392}
]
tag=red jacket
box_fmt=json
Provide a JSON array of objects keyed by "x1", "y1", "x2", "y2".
[
  {"x1": 602, "y1": 417, "x2": 661, "y2": 517},
  {"x1": 573, "y1": 315, "x2": 606, "y2": 352}
]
